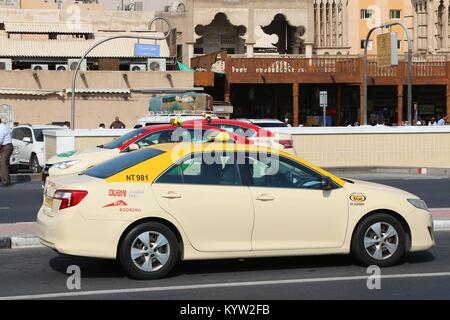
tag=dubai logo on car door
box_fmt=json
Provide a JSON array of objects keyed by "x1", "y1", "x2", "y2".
[{"x1": 103, "y1": 200, "x2": 128, "y2": 208}]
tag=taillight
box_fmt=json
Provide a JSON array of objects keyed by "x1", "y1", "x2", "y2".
[
  {"x1": 54, "y1": 190, "x2": 88, "y2": 210},
  {"x1": 277, "y1": 139, "x2": 294, "y2": 149}
]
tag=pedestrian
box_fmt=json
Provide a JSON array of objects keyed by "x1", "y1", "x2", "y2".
[
  {"x1": 110, "y1": 116, "x2": 126, "y2": 129},
  {"x1": 428, "y1": 117, "x2": 437, "y2": 126},
  {"x1": 0, "y1": 117, "x2": 13, "y2": 187},
  {"x1": 99, "y1": 123, "x2": 106, "y2": 129},
  {"x1": 437, "y1": 114, "x2": 448, "y2": 126},
  {"x1": 284, "y1": 118, "x2": 292, "y2": 127}
]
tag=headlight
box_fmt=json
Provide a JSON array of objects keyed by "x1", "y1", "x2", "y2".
[
  {"x1": 52, "y1": 160, "x2": 81, "y2": 170},
  {"x1": 408, "y1": 199, "x2": 429, "y2": 211}
]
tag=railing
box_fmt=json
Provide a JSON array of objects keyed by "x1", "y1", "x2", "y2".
[
  {"x1": 229, "y1": 56, "x2": 360, "y2": 74},
  {"x1": 192, "y1": 54, "x2": 450, "y2": 82}
]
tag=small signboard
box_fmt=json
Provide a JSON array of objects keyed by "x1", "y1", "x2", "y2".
[
  {"x1": 134, "y1": 44, "x2": 161, "y2": 57},
  {"x1": 320, "y1": 91, "x2": 328, "y2": 107},
  {"x1": 377, "y1": 32, "x2": 398, "y2": 68}
]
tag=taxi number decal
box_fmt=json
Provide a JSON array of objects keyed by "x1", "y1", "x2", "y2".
[{"x1": 126, "y1": 174, "x2": 149, "y2": 182}]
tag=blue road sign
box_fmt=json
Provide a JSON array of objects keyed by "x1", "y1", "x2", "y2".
[{"x1": 134, "y1": 44, "x2": 161, "y2": 57}]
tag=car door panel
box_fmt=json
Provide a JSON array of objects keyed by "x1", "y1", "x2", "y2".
[
  {"x1": 246, "y1": 154, "x2": 349, "y2": 251},
  {"x1": 250, "y1": 187, "x2": 348, "y2": 250},
  {"x1": 153, "y1": 184, "x2": 254, "y2": 252},
  {"x1": 152, "y1": 153, "x2": 254, "y2": 252}
]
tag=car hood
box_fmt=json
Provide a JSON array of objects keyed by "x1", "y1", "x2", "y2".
[
  {"x1": 343, "y1": 178, "x2": 418, "y2": 199},
  {"x1": 47, "y1": 147, "x2": 121, "y2": 177},
  {"x1": 47, "y1": 147, "x2": 116, "y2": 165}
]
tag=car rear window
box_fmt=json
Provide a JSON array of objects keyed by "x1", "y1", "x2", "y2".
[{"x1": 85, "y1": 148, "x2": 165, "y2": 179}]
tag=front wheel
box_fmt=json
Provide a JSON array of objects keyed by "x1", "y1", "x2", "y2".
[
  {"x1": 118, "y1": 222, "x2": 179, "y2": 280},
  {"x1": 30, "y1": 154, "x2": 41, "y2": 173},
  {"x1": 351, "y1": 213, "x2": 407, "y2": 267}
]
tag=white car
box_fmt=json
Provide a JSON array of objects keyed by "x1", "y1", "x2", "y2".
[
  {"x1": 247, "y1": 119, "x2": 289, "y2": 128},
  {"x1": 10, "y1": 124, "x2": 65, "y2": 173}
]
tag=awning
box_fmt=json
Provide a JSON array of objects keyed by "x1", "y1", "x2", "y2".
[
  {"x1": 0, "y1": 34, "x2": 171, "y2": 58},
  {"x1": 177, "y1": 61, "x2": 194, "y2": 71},
  {"x1": 4, "y1": 22, "x2": 94, "y2": 34},
  {"x1": 0, "y1": 88, "x2": 60, "y2": 96},
  {"x1": 65, "y1": 88, "x2": 131, "y2": 94}
]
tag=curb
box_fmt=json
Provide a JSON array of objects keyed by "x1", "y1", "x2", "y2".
[
  {"x1": 326, "y1": 167, "x2": 450, "y2": 178},
  {"x1": 1, "y1": 220, "x2": 450, "y2": 250}
]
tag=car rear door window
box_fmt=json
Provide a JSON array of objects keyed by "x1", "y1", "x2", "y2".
[
  {"x1": 156, "y1": 153, "x2": 242, "y2": 186},
  {"x1": 135, "y1": 130, "x2": 175, "y2": 148}
]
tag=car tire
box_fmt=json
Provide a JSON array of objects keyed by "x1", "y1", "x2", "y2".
[
  {"x1": 30, "y1": 154, "x2": 42, "y2": 173},
  {"x1": 351, "y1": 213, "x2": 407, "y2": 267},
  {"x1": 118, "y1": 222, "x2": 179, "y2": 280}
]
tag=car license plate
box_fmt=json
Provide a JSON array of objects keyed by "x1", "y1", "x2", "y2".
[{"x1": 44, "y1": 196, "x2": 53, "y2": 208}]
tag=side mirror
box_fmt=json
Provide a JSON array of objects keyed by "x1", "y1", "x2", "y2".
[
  {"x1": 128, "y1": 143, "x2": 140, "y2": 152},
  {"x1": 321, "y1": 176, "x2": 333, "y2": 190},
  {"x1": 23, "y1": 137, "x2": 32, "y2": 143}
]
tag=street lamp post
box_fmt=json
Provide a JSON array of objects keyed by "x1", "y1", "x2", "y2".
[
  {"x1": 70, "y1": 17, "x2": 172, "y2": 130},
  {"x1": 363, "y1": 22, "x2": 413, "y2": 126}
]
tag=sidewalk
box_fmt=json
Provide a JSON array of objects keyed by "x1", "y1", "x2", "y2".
[{"x1": 1, "y1": 209, "x2": 449, "y2": 250}]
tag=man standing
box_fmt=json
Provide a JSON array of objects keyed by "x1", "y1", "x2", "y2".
[
  {"x1": 0, "y1": 118, "x2": 13, "y2": 187},
  {"x1": 438, "y1": 114, "x2": 448, "y2": 126},
  {"x1": 109, "y1": 116, "x2": 126, "y2": 129}
]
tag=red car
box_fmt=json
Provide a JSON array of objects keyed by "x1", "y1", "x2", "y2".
[
  {"x1": 101, "y1": 123, "x2": 251, "y2": 152},
  {"x1": 184, "y1": 119, "x2": 294, "y2": 152}
]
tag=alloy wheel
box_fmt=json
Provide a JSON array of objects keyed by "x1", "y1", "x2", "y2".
[
  {"x1": 363, "y1": 222, "x2": 399, "y2": 261},
  {"x1": 130, "y1": 231, "x2": 171, "y2": 272}
]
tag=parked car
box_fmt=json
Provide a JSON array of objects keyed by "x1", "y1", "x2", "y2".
[
  {"x1": 39, "y1": 142, "x2": 435, "y2": 280},
  {"x1": 247, "y1": 119, "x2": 289, "y2": 128},
  {"x1": 184, "y1": 119, "x2": 295, "y2": 153},
  {"x1": 10, "y1": 124, "x2": 65, "y2": 173},
  {"x1": 43, "y1": 123, "x2": 250, "y2": 180},
  {"x1": 133, "y1": 114, "x2": 218, "y2": 129}
]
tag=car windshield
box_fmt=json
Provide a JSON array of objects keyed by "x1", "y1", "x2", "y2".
[
  {"x1": 85, "y1": 148, "x2": 165, "y2": 179},
  {"x1": 33, "y1": 128, "x2": 63, "y2": 142},
  {"x1": 254, "y1": 122, "x2": 288, "y2": 128},
  {"x1": 101, "y1": 128, "x2": 147, "y2": 150}
]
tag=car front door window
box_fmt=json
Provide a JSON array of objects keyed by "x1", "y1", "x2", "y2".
[{"x1": 248, "y1": 155, "x2": 324, "y2": 190}]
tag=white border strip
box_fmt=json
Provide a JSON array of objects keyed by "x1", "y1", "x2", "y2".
[{"x1": 2, "y1": 272, "x2": 450, "y2": 300}]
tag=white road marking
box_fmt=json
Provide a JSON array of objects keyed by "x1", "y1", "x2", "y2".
[
  {"x1": 0, "y1": 207, "x2": 10, "y2": 210},
  {"x1": 2, "y1": 271, "x2": 450, "y2": 300}
]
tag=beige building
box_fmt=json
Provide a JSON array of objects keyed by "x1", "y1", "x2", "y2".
[
  {"x1": 412, "y1": 0, "x2": 450, "y2": 53},
  {"x1": 0, "y1": 5, "x2": 195, "y2": 128},
  {"x1": 347, "y1": 0, "x2": 413, "y2": 55}
]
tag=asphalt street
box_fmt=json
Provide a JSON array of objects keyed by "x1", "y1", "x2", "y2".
[
  {"x1": 0, "y1": 175, "x2": 449, "y2": 224},
  {"x1": 0, "y1": 231, "x2": 449, "y2": 300}
]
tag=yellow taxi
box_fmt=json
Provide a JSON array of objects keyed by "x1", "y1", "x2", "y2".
[{"x1": 38, "y1": 143, "x2": 435, "y2": 279}]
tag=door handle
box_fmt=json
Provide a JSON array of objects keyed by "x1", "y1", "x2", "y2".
[
  {"x1": 161, "y1": 192, "x2": 182, "y2": 199},
  {"x1": 256, "y1": 194, "x2": 275, "y2": 202}
]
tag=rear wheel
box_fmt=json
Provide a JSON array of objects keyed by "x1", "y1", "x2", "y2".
[
  {"x1": 30, "y1": 154, "x2": 41, "y2": 173},
  {"x1": 351, "y1": 213, "x2": 407, "y2": 267},
  {"x1": 118, "y1": 222, "x2": 179, "y2": 280}
]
